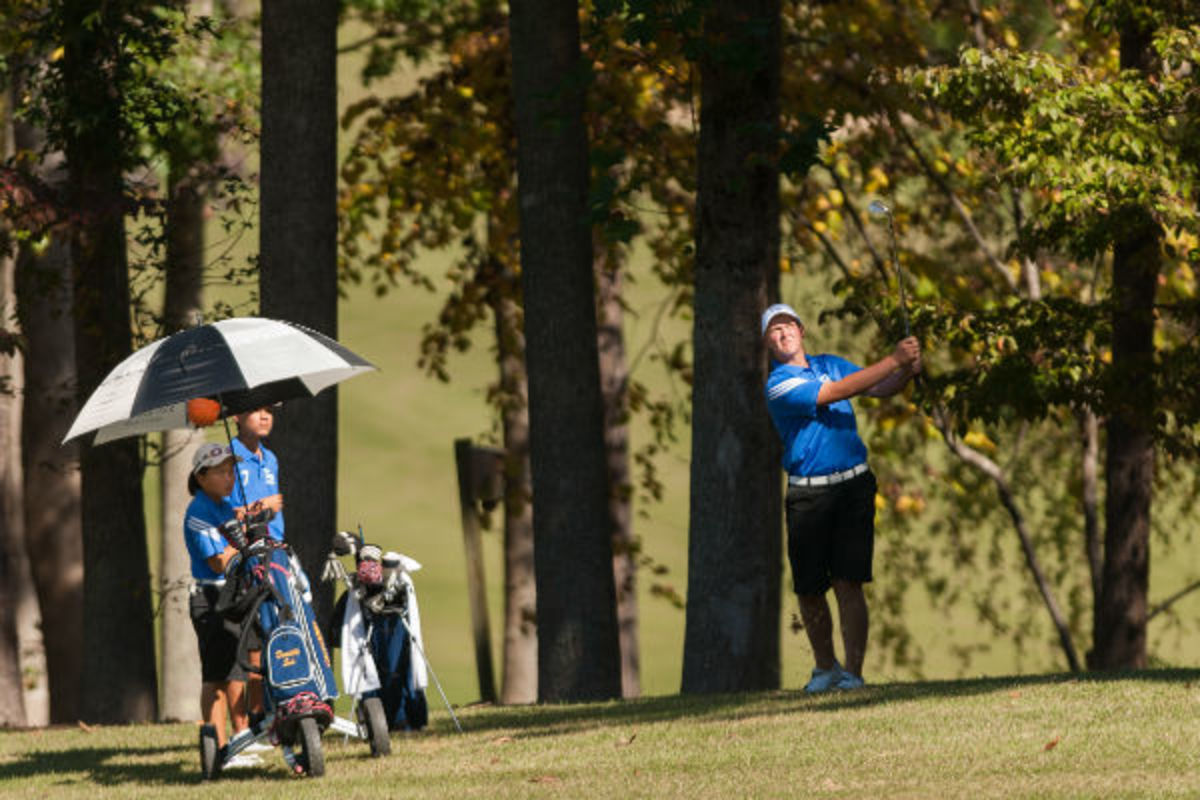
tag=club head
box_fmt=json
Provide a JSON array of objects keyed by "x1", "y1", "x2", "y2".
[{"x1": 867, "y1": 199, "x2": 892, "y2": 218}]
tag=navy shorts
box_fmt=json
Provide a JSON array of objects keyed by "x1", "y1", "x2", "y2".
[
  {"x1": 189, "y1": 584, "x2": 246, "y2": 683},
  {"x1": 785, "y1": 470, "x2": 877, "y2": 596}
]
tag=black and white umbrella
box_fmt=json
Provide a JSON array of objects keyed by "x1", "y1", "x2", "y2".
[{"x1": 64, "y1": 317, "x2": 376, "y2": 444}]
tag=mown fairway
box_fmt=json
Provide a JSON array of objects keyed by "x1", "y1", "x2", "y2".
[{"x1": 4, "y1": 671, "x2": 1200, "y2": 799}]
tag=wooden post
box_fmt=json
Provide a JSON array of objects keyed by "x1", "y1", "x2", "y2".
[{"x1": 454, "y1": 438, "x2": 503, "y2": 703}]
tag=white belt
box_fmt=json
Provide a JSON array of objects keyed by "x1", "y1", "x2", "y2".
[
  {"x1": 788, "y1": 463, "x2": 868, "y2": 488},
  {"x1": 191, "y1": 578, "x2": 226, "y2": 591}
]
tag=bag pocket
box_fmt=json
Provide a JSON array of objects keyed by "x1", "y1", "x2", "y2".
[{"x1": 266, "y1": 624, "x2": 313, "y2": 692}]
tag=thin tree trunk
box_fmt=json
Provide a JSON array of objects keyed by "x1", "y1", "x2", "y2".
[
  {"x1": 1078, "y1": 408, "x2": 1102, "y2": 617},
  {"x1": 158, "y1": 158, "x2": 207, "y2": 722},
  {"x1": 682, "y1": 0, "x2": 782, "y2": 694},
  {"x1": 63, "y1": 1, "x2": 157, "y2": 722},
  {"x1": 0, "y1": 379, "x2": 26, "y2": 729},
  {"x1": 0, "y1": 129, "x2": 28, "y2": 723},
  {"x1": 259, "y1": 0, "x2": 339, "y2": 620},
  {"x1": 489, "y1": 257, "x2": 537, "y2": 705},
  {"x1": 934, "y1": 408, "x2": 1081, "y2": 671},
  {"x1": 509, "y1": 0, "x2": 622, "y2": 702},
  {"x1": 595, "y1": 244, "x2": 639, "y2": 698}
]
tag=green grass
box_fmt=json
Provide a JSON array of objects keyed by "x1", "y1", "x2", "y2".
[{"x1": 5, "y1": 671, "x2": 1200, "y2": 798}]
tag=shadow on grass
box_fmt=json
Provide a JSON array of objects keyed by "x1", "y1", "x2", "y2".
[
  {"x1": 440, "y1": 667, "x2": 1200, "y2": 740},
  {"x1": 0, "y1": 740, "x2": 294, "y2": 786}
]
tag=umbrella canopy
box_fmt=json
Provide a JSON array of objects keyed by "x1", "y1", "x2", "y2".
[{"x1": 64, "y1": 317, "x2": 376, "y2": 444}]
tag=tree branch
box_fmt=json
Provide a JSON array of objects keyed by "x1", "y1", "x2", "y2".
[
  {"x1": 932, "y1": 405, "x2": 1082, "y2": 672},
  {"x1": 892, "y1": 116, "x2": 1019, "y2": 293},
  {"x1": 1147, "y1": 579, "x2": 1200, "y2": 623}
]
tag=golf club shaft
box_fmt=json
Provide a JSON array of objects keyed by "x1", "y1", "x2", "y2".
[
  {"x1": 884, "y1": 212, "x2": 910, "y2": 338},
  {"x1": 400, "y1": 615, "x2": 464, "y2": 734}
]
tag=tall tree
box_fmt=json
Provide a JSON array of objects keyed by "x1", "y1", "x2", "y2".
[
  {"x1": 1092, "y1": 13, "x2": 1161, "y2": 670},
  {"x1": 259, "y1": 0, "x2": 339, "y2": 608},
  {"x1": 59, "y1": 0, "x2": 158, "y2": 722},
  {"x1": 157, "y1": 150, "x2": 208, "y2": 722},
  {"x1": 681, "y1": 0, "x2": 783, "y2": 693},
  {"x1": 595, "y1": 243, "x2": 640, "y2": 697},
  {"x1": 508, "y1": 0, "x2": 622, "y2": 701},
  {"x1": 902, "y1": 6, "x2": 1200, "y2": 672},
  {"x1": 8, "y1": 40, "x2": 85, "y2": 728}
]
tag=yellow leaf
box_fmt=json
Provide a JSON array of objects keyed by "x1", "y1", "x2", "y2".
[
  {"x1": 963, "y1": 430, "x2": 996, "y2": 452},
  {"x1": 50, "y1": 46, "x2": 64, "y2": 62}
]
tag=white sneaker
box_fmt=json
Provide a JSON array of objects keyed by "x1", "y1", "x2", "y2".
[
  {"x1": 223, "y1": 752, "x2": 264, "y2": 770},
  {"x1": 243, "y1": 741, "x2": 274, "y2": 754}
]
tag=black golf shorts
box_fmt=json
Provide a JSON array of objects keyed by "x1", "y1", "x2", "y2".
[
  {"x1": 785, "y1": 469, "x2": 877, "y2": 596},
  {"x1": 189, "y1": 584, "x2": 247, "y2": 683}
]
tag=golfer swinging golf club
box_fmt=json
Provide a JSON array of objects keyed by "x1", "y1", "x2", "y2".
[{"x1": 762, "y1": 303, "x2": 920, "y2": 692}]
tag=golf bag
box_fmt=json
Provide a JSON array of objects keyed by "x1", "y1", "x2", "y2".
[
  {"x1": 327, "y1": 536, "x2": 428, "y2": 731},
  {"x1": 218, "y1": 515, "x2": 338, "y2": 746}
]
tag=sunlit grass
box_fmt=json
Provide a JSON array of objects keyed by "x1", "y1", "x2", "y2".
[{"x1": 5, "y1": 671, "x2": 1200, "y2": 798}]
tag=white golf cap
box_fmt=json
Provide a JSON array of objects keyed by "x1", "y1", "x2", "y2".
[
  {"x1": 760, "y1": 303, "x2": 803, "y2": 336},
  {"x1": 191, "y1": 442, "x2": 238, "y2": 474}
]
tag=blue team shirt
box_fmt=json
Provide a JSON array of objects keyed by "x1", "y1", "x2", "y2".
[
  {"x1": 766, "y1": 354, "x2": 868, "y2": 477},
  {"x1": 184, "y1": 491, "x2": 237, "y2": 581},
  {"x1": 226, "y1": 437, "x2": 285, "y2": 541}
]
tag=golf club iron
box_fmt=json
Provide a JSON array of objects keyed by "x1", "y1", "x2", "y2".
[{"x1": 868, "y1": 199, "x2": 910, "y2": 338}]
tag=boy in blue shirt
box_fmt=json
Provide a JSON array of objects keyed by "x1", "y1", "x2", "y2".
[
  {"x1": 762, "y1": 303, "x2": 920, "y2": 692},
  {"x1": 224, "y1": 406, "x2": 284, "y2": 723},
  {"x1": 184, "y1": 442, "x2": 254, "y2": 757},
  {"x1": 227, "y1": 406, "x2": 284, "y2": 541}
]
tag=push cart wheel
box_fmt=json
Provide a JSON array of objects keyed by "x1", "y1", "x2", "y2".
[
  {"x1": 297, "y1": 716, "x2": 325, "y2": 777},
  {"x1": 361, "y1": 697, "x2": 391, "y2": 757},
  {"x1": 199, "y1": 724, "x2": 220, "y2": 780}
]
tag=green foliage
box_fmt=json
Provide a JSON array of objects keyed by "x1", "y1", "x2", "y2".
[
  {"x1": 907, "y1": 31, "x2": 1200, "y2": 260},
  {"x1": 2, "y1": 1, "x2": 261, "y2": 342}
]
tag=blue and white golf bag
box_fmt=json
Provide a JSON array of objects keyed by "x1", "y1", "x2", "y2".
[
  {"x1": 328, "y1": 544, "x2": 429, "y2": 731},
  {"x1": 221, "y1": 535, "x2": 338, "y2": 743}
]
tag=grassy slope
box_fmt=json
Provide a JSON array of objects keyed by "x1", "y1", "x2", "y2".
[{"x1": 4, "y1": 671, "x2": 1200, "y2": 798}]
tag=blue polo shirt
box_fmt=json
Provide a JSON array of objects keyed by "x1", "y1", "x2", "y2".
[
  {"x1": 766, "y1": 354, "x2": 868, "y2": 477},
  {"x1": 227, "y1": 437, "x2": 285, "y2": 542},
  {"x1": 184, "y1": 491, "x2": 237, "y2": 582}
]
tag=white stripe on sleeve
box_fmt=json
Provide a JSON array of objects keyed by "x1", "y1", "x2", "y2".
[{"x1": 767, "y1": 377, "x2": 810, "y2": 401}]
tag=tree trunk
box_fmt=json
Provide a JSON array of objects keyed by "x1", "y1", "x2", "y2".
[
  {"x1": 259, "y1": 0, "x2": 339, "y2": 621},
  {"x1": 158, "y1": 157, "x2": 207, "y2": 722},
  {"x1": 0, "y1": 130, "x2": 28, "y2": 723},
  {"x1": 595, "y1": 244, "x2": 639, "y2": 698},
  {"x1": 1, "y1": 352, "x2": 31, "y2": 727},
  {"x1": 488, "y1": 257, "x2": 537, "y2": 705},
  {"x1": 1078, "y1": 408, "x2": 1102, "y2": 614},
  {"x1": 1094, "y1": 210, "x2": 1158, "y2": 670},
  {"x1": 681, "y1": 0, "x2": 782, "y2": 694},
  {"x1": 508, "y1": 0, "x2": 622, "y2": 702},
  {"x1": 12, "y1": 65, "x2": 83, "y2": 728},
  {"x1": 1092, "y1": 25, "x2": 1160, "y2": 671},
  {"x1": 62, "y1": 2, "x2": 157, "y2": 722}
]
